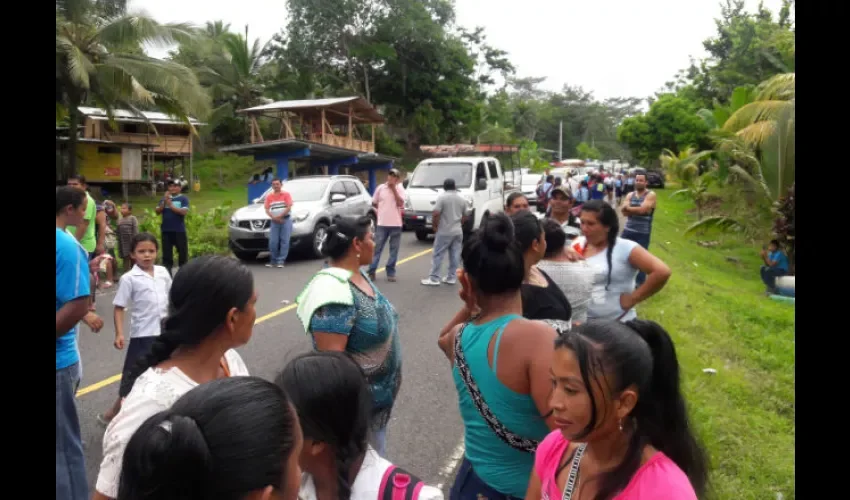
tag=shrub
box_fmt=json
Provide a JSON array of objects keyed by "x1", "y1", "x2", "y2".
[{"x1": 138, "y1": 201, "x2": 233, "y2": 259}]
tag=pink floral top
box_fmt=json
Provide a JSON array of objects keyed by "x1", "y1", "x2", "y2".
[{"x1": 534, "y1": 430, "x2": 697, "y2": 500}]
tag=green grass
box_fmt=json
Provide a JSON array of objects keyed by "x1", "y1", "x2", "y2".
[
  {"x1": 640, "y1": 191, "x2": 794, "y2": 499},
  {"x1": 127, "y1": 185, "x2": 245, "y2": 216}
]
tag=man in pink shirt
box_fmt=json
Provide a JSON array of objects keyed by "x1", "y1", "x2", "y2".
[
  {"x1": 264, "y1": 178, "x2": 294, "y2": 268},
  {"x1": 367, "y1": 168, "x2": 405, "y2": 282}
]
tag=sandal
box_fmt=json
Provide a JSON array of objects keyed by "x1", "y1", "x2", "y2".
[{"x1": 96, "y1": 413, "x2": 113, "y2": 426}]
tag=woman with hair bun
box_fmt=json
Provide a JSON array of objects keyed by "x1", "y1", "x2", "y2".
[
  {"x1": 94, "y1": 256, "x2": 256, "y2": 500},
  {"x1": 118, "y1": 377, "x2": 303, "y2": 500},
  {"x1": 295, "y1": 215, "x2": 402, "y2": 458},
  {"x1": 437, "y1": 212, "x2": 561, "y2": 500}
]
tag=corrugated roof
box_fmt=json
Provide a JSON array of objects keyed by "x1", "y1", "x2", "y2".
[
  {"x1": 78, "y1": 107, "x2": 204, "y2": 126},
  {"x1": 238, "y1": 96, "x2": 384, "y2": 124}
]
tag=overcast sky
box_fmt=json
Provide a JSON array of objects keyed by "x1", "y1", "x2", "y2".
[{"x1": 131, "y1": 0, "x2": 787, "y2": 101}]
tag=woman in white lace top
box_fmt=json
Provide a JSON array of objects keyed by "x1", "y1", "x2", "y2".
[
  {"x1": 536, "y1": 218, "x2": 594, "y2": 324},
  {"x1": 93, "y1": 256, "x2": 256, "y2": 500}
]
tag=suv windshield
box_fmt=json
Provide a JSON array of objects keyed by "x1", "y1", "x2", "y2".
[
  {"x1": 258, "y1": 179, "x2": 330, "y2": 203},
  {"x1": 411, "y1": 163, "x2": 473, "y2": 188}
]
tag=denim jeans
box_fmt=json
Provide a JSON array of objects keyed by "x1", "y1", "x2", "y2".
[
  {"x1": 429, "y1": 233, "x2": 463, "y2": 281},
  {"x1": 621, "y1": 228, "x2": 651, "y2": 287},
  {"x1": 56, "y1": 362, "x2": 88, "y2": 500},
  {"x1": 368, "y1": 226, "x2": 402, "y2": 277},
  {"x1": 269, "y1": 217, "x2": 293, "y2": 265},
  {"x1": 761, "y1": 265, "x2": 788, "y2": 291},
  {"x1": 450, "y1": 458, "x2": 520, "y2": 500}
]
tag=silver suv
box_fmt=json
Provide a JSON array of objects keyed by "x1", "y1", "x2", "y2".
[{"x1": 228, "y1": 175, "x2": 376, "y2": 260}]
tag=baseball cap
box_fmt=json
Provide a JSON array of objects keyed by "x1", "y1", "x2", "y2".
[
  {"x1": 388, "y1": 168, "x2": 401, "y2": 177},
  {"x1": 550, "y1": 185, "x2": 573, "y2": 199}
]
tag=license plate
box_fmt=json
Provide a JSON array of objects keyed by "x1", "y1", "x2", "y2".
[
  {"x1": 426, "y1": 216, "x2": 433, "y2": 223},
  {"x1": 253, "y1": 232, "x2": 267, "y2": 239}
]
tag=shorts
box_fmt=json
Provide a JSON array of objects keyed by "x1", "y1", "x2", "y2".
[{"x1": 118, "y1": 336, "x2": 158, "y2": 397}]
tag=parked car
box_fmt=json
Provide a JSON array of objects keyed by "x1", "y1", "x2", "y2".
[
  {"x1": 228, "y1": 175, "x2": 376, "y2": 260},
  {"x1": 629, "y1": 167, "x2": 666, "y2": 189},
  {"x1": 403, "y1": 156, "x2": 507, "y2": 241},
  {"x1": 520, "y1": 173, "x2": 543, "y2": 206}
]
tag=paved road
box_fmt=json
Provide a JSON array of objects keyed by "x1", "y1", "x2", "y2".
[{"x1": 76, "y1": 232, "x2": 466, "y2": 494}]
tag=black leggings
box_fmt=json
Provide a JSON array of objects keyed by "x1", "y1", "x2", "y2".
[{"x1": 161, "y1": 231, "x2": 188, "y2": 274}]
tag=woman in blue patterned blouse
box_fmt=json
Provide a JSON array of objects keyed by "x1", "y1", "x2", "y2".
[{"x1": 295, "y1": 215, "x2": 402, "y2": 458}]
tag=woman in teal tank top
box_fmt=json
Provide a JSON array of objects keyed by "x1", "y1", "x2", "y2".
[{"x1": 438, "y1": 213, "x2": 559, "y2": 499}]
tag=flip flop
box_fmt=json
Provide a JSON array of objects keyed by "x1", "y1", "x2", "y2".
[{"x1": 96, "y1": 413, "x2": 113, "y2": 426}]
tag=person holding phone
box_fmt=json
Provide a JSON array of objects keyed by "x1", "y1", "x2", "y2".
[{"x1": 155, "y1": 180, "x2": 190, "y2": 276}]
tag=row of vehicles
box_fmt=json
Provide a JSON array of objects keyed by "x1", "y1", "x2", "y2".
[{"x1": 227, "y1": 157, "x2": 664, "y2": 261}]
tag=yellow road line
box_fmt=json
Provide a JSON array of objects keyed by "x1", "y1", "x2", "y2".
[{"x1": 75, "y1": 247, "x2": 434, "y2": 398}]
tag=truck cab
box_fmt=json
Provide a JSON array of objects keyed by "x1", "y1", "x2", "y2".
[{"x1": 403, "y1": 156, "x2": 506, "y2": 241}]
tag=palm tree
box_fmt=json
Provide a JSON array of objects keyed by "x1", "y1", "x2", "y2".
[
  {"x1": 659, "y1": 147, "x2": 712, "y2": 186},
  {"x1": 56, "y1": 0, "x2": 210, "y2": 175}
]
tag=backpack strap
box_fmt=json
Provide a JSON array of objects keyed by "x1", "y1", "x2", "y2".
[{"x1": 379, "y1": 465, "x2": 424, "y2": 500}]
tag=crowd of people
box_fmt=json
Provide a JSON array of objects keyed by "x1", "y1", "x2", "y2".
[{"x1": 57, "y1": 162, "x2": 711, "y2": 500}]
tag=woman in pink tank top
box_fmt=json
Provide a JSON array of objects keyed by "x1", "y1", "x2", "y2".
[{"x1": 525, "y1": 320, "x2": 708, "y2": 500}]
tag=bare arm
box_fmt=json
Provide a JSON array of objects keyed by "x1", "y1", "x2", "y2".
[
  {"x1": 155, "y1": 199, "x2": 165, "y2": 215},
  {"x1": 623, "y1": 191, "x2": 657, "y2": 215},
  {"x1": 56, "y1": 298, "x2": 90, "y2": 338},
  {"x1": 526, "y1": 324, "x2": 560, "y2": 430},
  {"x1": 74, "y1": 219, "x2": 89, "y2": 241},
  {"x1": 114, "y1": 307, "x2": 125, "y2": 343},
  {"x1": 432, "y1": 211, "x2": 441, "y2": 233},
  {"x1": 95, "y1": 211, "x2": 107, "y2": 253},
  {"x1": 92, "y1": 491, "x2": 113, "y2": 500},
  {"x1": 390, "y1": 184, "x2": 404, "y2": 207},
  {"x1": 622, "y1": 245, "x2": 671, "y2": 309},
  {"x1": 525, "y1": 469, "x2": 543, "y2": 500}
]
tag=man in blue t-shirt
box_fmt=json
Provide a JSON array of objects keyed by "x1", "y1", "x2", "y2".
[
  {"x1": 760, "y1": 239, "x2": 790, "y2": 293},
  {"x1": 156, "y1": 180, "x2": 190, "y2": 276},
  {"x1": 56, "y1": 186, "x2": 103, "y2": 500}
]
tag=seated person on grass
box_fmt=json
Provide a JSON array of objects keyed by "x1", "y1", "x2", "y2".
[{"x1": 760, "y1": 239, "x2": 789, "y2": 294}]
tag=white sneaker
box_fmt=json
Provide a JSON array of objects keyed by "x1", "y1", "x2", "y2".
[
  {"x1": 276, "y1": 263, "x2": 285, "y2": 268},
  {"x1": 265, "y1": 263, "x2": 273, "y2": 268},
  {"x1": 420, "y1": 278, "x2": 441, "y2": 286},
  {"x1": 443, "y1": 276, "x2": 457, "y2": 285}
]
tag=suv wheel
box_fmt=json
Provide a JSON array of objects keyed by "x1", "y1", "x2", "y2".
[
  {"x1": 368, "y1": 211, "x2": 377, "y2": 236},
  {"x1": 415, "y1": 230, "x2": 430, "y2": 242},
  {"x1": 311, "y1": 222, "x2": 329, "y2": 258}
]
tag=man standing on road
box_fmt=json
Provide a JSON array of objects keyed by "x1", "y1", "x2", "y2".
[
  {"x1": 421, "y1": 178, "x2": 469, "y2": 286},
  {"x1": 368, "y1": 168, "x2": 405, "y2": 282},
  {"x1": 620, "y1": 173, "x2": 657, "y2": 287},
  {"x1": 56, "y1": 186, "x2": 104, "y2": 500},
  {"x1": 155, "y1": 180, "x2": 190, "y2": 277},
  {"x1": 264, "y1": 178, "x2": 294, "y2": 268}
]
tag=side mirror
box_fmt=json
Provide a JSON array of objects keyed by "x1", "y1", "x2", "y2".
[
  {"x1": 403, "y1": 179, "x2": 409, "y2": 189},
  {"x1": 252, "y1": 197, "x2": 261, "y2": 204},
  {"x1": 331, "y1": 193, "x2": 346, "y2": 203},
  {"x1": 476, "y1": 178, "x2": 488, "y2": 190}
]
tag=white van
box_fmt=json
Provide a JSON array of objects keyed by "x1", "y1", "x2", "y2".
[{"x1": 403, "y1": 156, "x2": 506, "y2": 241}]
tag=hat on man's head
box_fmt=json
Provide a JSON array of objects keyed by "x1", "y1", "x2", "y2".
[
  {"x1": 550, "y1": 185, "x2": 573, "y2": 199},
  {"x1": 388, "y1": 168, "x2": 401, "y2": 177}
]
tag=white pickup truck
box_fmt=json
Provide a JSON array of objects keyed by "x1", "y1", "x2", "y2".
[{"x1": 403, "y1": 156, "x2": 509, "y2": 241}]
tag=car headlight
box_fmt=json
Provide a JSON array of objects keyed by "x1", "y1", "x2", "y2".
[
  {"x1": 229, "y1": 217, "x2": 237, "y2": 227},
  {"x1": 404, "y1": 197, "x2": 412, "y2": 210},
  {"x1": 292, "y1": 211, "x2": 310, "y2": 223}
]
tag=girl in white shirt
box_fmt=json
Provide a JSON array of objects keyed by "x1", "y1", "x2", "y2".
[
  {"x1": 99, "y1": 233, "x2": 172, "y2": 425},
  {"x1": 278, "y1": 351, "x2": 444, "y2": 500},
  {"x1": 93, "y1": 255, "x2": 257, "y2": 500},
  {"x1": 116, "y1": 376, "x2": 303, "y2": 500}
]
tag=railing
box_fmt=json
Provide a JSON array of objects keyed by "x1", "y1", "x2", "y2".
[
  {"x1": 308, "y1": 134, "x2": 374, "y2": 153},
  {"x1": 102, "y1": 132, "x2": 191, "y2": 155}
]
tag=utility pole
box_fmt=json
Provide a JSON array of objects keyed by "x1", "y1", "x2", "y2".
[{"x1": 558, "y1": 120, "x2": 563, "y2": 160}]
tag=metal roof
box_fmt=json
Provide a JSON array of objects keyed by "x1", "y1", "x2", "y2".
[
  {"x1": 78, "y1": 107, "x2": 204, "y2": 126},
  {"x1": 56, "y1": 137, "x2": 156, "y2": 148},
  {"x1": 219, "y1": 138, "x2": 396, "y2": 165},
  {"x1": 238, "y1": 96, "x2": 384, "y2": 124}
]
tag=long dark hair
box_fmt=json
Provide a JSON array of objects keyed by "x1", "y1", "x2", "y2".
[
  {"x1": 580, "y1": 200, "x2": 619, "y2": 290},
  {"x1": 461, "y1": 212, "x2": 524, "y2": 295},
  {"x1": 554, "y1": 320, "x2": 708, "y2": 499},
  {"x1": 117, "y1": 377, "x2": 299, "y2": 500},
  {"x1": 122, "y1": 255, "x2": 254, "y2": 393},
  {"x1": 510, "y1": 210, "x2": 544, "y2": 254},
  {"x1": 321, "y1": 215, "x2": 372, "y2": 260},
  {"x1": 277, "y1": 352, "x2": 372, "y2": 500},
  {"x1": 541, "y1": 218, "x2": 567, "y2": 259}
]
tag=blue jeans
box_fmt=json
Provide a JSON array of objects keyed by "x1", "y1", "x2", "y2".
[
  {"x1": 56, "y1": 362, "x2": 88, "y2": 500},
  {"x1": 621, "y1": 228, "x2": 651, "y2": 287},
  {"x1": 761, "y1": 265, "x2": 788, "y2": 291},
  {"x1": 450, "y1": 458, "x2": 519, "y2": 500},
  {"x1": 368, "y1": 226, "x2": 402, "y2": 277},
  {"x1": 429, "y1": 233, "x2": 463, "y2": 281},
  {"x1": 269, "y1": 217, "x2": 293, "y2": 265}
]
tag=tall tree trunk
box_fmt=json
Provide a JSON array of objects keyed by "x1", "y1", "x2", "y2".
[{"x1": 363, "y1": 64, "x2": 371, "y2": 103}]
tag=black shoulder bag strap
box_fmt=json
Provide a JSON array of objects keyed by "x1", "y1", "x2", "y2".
[{"x1": 454, "y1": 322, "x2": 540, "y2": 453}]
